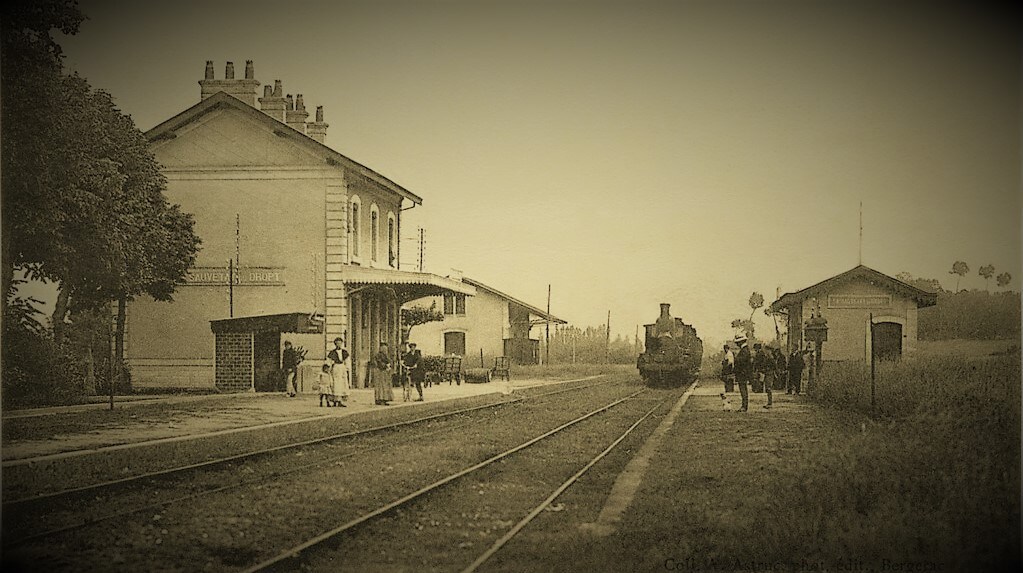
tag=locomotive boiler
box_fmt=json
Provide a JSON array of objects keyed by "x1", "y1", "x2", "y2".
[{"x1": 637, "y1": 303, "x2": 703, "y2": 388}]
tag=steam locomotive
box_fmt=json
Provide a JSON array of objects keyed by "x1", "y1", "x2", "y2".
[{"x1": 637, "y1": 303, "x2": 703, "y2": 388}]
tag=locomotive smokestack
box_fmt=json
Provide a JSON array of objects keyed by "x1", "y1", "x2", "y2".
[{"x1": 659, "y1": 303, "x2": 671, "y2": 316}]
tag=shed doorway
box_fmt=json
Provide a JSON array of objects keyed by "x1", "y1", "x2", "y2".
[
  {"x1": 872, "y1": 321, "x2": 903, "y2": 362},
  {"x1": 444, "y1": 331, "x2": 466, "y2": 356}
]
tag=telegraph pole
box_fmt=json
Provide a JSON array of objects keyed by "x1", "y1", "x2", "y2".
[
  {"x1": 228, "y1": 259, "x2": 234, "y2": 318},
  {"x1": 419, "y1": 227, "x2": 424, "y2": 272},
  {"x1": 605, "y1": 310, "x2": 611, "y2": 364},
  {"x1": 545, "y1": 284, "x2": 551, "y2": 366}
]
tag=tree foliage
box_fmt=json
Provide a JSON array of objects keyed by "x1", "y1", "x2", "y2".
[
  {"x1": 979, "y1": 264, "x2": 996, "y2": 291},
  {"x1": 949, "y1": 261, "x2": 969, "y2": 292},
  {"x1": 2, "y1": 0, "x2": 201, "y2": 404},
  {"x1": 898, "y1": 272, "x2": 1019, "y2": 340},
  {"x1": 997, "y1": 272, "x2": 1012, "y2": 289},
  {"x1": 401, "y1": 302, "x2": 444, "y2": 344}
]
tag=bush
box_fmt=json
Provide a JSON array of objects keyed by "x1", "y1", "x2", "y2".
[
  {"x1": 780, "y1": 355, "x2": 1022, "y2": 569},
  {"x1": 2, "y1": 324, "x2": 87, "y2": 409}
]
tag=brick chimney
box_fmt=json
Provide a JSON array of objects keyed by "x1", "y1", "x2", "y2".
[
  {"x1": 286, "y1": 94, "x2": 309, "y2": 133},
  {"x1": 306, "y1": 106, "x2": 329, "y2": 144},
  {"x1": 199, "y1": 60, "x2": 260, "y2": 106},
  {"x1": 258, "y1": 80, "x2": 287, "y2": 122}
]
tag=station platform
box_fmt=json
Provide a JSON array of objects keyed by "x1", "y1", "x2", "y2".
[{"x1": 1, "y1": 377, "x2": 597, "y2": 464}]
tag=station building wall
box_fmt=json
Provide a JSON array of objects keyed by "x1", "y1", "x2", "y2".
[
  {"x1": 792, "y1": 277, "x2": 919, "y2": 362},
  {"x1": 409, "y1": 290, "x2": 509, "y2": 362}
]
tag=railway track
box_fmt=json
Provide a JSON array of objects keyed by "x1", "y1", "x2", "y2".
[
  {"x1": 248, "y1": 384, "x2": 695, "y2": 573},
  {"x1": 2, "y1": 378, "x2": 621, "y2": 553},
  {"x1": 3, "y1": 377, "x2": 608, "y2": 506}
]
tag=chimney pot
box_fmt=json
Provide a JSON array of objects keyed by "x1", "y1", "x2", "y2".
[
  {"x1": 225, "y1": 61, "x2": 235, "y2": 80},
  {"x1": 273, "y1": 80, "x2": 283, "y2": 98},
  {"x1": 286, "y1": 94, "x2": 294, "y2": 111},
  {"x1": 296, "y1": 94, "x2": 305, "y2": 111},
  {"x1": 205, "y1": 61, "x2": 214, "y2": 80},
  {"x1": 245, "y1": 60, "x2": 254, "y2": 80},
  {"x1": 316, "y1": 106, "x2": 324, "y2": 123},
  {"x1": 263, "y1": 85, "x2": 272, "y2": 98}
]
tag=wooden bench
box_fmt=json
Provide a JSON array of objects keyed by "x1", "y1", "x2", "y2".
[
  {"x1": 492, "y1": 356, "x2": 510, "y2": 381},
  {"x1": 441, "y1": 356, "x2": 462, "y2": 385}
]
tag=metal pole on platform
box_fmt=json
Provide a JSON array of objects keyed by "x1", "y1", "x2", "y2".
[
  {"x1": 228, "y1": 259, "x2": 234, "y2": 318},
  {"x1": 546, "y1": 285, "x2": 551, "y2": 366},
  {"x1": 870, "y1": 312, "x2": 876, "y2": 418}
]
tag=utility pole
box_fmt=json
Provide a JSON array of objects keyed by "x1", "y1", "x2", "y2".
[
  {"x1": 858, "y1": 202, "x2": 863, "y2": 265},
  {"x1": 605, "y1": 310, "x2": 611, "y2": 364},
  {"x1": 236, "y1": 213, "x2": 241, "y2": 269},
  {"x1": 419, "y1": 227, "x2": 424, "y2": 272},
  {"x1": 228, "y1": 259, "x2": 234, "y2": 318},
  {"x1": 546, "y1": 284, "x2": 551, "y2": 367}
]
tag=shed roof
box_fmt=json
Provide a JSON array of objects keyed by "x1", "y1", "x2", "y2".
[
  {"x1": 344, "y1": 266, "x2": 476, "y2": 302},
  {"x1": 769, "y1": 265, "x2": 937, "y2": 313},
  {"x1": 146, "y1": 91, "x2": 423, "y2": 205},
  {"x1": 210, "y1": 312, "x2": 324, "y2": 334},
  {"x1": 462, "y1": 278, "x2": 567, "y2": 324}
]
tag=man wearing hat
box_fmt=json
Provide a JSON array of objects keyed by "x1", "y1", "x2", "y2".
[{"x1": 733, "y1": 334, "x2": 752, "y2": 412}]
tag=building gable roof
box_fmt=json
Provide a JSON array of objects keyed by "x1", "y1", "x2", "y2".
[
  {"x1": 462, "y1": 278, "x2": 567, "y2": 324},
  {"x1": 769, "y1": 265, "x2": 938, "y2": 312},
  {"x1": 146, "y1": 91, "x2": 423, "y2": 204}
]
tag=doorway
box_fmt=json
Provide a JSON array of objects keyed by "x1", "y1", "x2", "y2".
[
  {"x1": 872, "y1": 321, "x2": 902, "y2": 362},
  {"x1": 253, "y1": 331, "x2": 281, "y2": 391},
  {"x1": 444, "y1": 331, "x2": 466, "y2": 356}
]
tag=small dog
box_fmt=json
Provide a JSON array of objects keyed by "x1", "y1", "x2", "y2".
[{"x1": 720, "y1": 393, "x2": 733, "y2": 411}]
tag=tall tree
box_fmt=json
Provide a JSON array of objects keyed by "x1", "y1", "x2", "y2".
[
  {"x1": 3, "y1": 1, "x2": 201, "y2": 394},
  {"x1": 949, "y1": 261, "x2": 969, "y2": 292},
  {"x1": 979, "y1": 264, "x2": 996, "y2": 292},
  {"x1": 401, "y1": 302, "x2": 444, "y2": 345},
  {"x1": 997, "y1": 272, "x2": 1012, "y2": 289}
]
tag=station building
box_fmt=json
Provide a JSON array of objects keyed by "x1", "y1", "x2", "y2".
[
  {"x1": 408, "y1": 277, "x2": 566, "y2": 365},
  {"x1": 768, "y1": 265, "x2": 937, "y2": 362},
  {"x1": 127, "y1": 61, "x2": 474, "y2": 392}
]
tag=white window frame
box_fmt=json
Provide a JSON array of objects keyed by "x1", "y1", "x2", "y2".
[
  {"x1": 349, "y1": 195, "x2": 362, "y2": 264},
  {"x1": 387, "y1": 211, "x2": 397, "y2": 269},
  {"x1": 370, "y1": 203, "x2": 380, "y2": 265}
]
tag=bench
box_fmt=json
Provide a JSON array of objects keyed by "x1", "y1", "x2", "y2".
[
  {"x1": 491, "y1": 356, "x2": 510, "y2": 381},
  {"x1": 441, "y1": 356, "x2": 462, "y2": 385}
]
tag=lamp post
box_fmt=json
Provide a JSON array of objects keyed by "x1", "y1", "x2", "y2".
[{"x1": 803, "y1": 304, "x2": 828, "y2": 394}]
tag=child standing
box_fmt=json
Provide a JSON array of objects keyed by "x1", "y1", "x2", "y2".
[{"x1": 317, "y1": 363, "x2": 336, "y2": 407}]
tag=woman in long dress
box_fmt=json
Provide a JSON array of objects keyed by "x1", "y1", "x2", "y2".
[
  {"x1": 370, "y1": 342, "x2": 394, "y2": 405},
  {"x1": 327, "y1": 337, "x2": 350, "y2": 406}
]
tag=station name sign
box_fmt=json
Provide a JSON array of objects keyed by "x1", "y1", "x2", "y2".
[
  {"x1": 827, "y1": 294, "x2": 891, "y2": 309},
  {"x1": 182, "y1": 267, "x2": 285, "y2": 287}
]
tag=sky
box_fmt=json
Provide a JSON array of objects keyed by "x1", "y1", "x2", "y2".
[{"x1": 55, "y1": 0, "x2": 1020, "y2": 348}]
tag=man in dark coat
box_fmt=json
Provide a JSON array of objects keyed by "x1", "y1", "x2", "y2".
[
  {"x1": 733, "y1": 334, "x2": 752, "y2": 412},
  {"x1": 402, "y1": 342, "x2": 425, "y2": 402},
  {"x1": 282, "y1": 340, "x2": 302, "y2": 397},
  {"x1": 753, "y1": 342, "x2": 773, "y2": 408},
  {"x1": 788, "y1": 348, "x2": 806, "y2": 395}
]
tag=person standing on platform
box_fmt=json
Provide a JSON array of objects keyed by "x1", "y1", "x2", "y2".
[
  {"x1": 788, "y1": 348, "x2": 806, "y2": 395},
  {"x1": 753, "y1": 342, "x2": 773, "y2": 409},
  {"x1": 403, "y1": 342, "x2": 425, "y2": 402},
  {"x1": 327, "y1": 337, "x2": 350, "y2": 407},
  {"x1": 772, "y1": 347, "x2": 788, "y2": 391},
  {"x1": 282, "y1": 340, "x2": 302, "y2": 397},
  {"x1": 720, "y1": 343, "x2": 735, "y2": 393},
  {"x1": 371, "y1": 342, "x2": 394, "y2": 406},
  {"x1": 733, "y1": 334, "x2": 752, "y2": 412}
]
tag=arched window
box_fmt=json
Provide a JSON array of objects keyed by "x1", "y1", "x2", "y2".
[
  {"x1": 387, "y1": 212, "x2": 396, "y2": 268},
  {"x1": 350, "y1": 195, "x2": 361, "y2": 260},
  {"x1": 370, "y1": 204, "x2": 379, "y2": 263}
]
